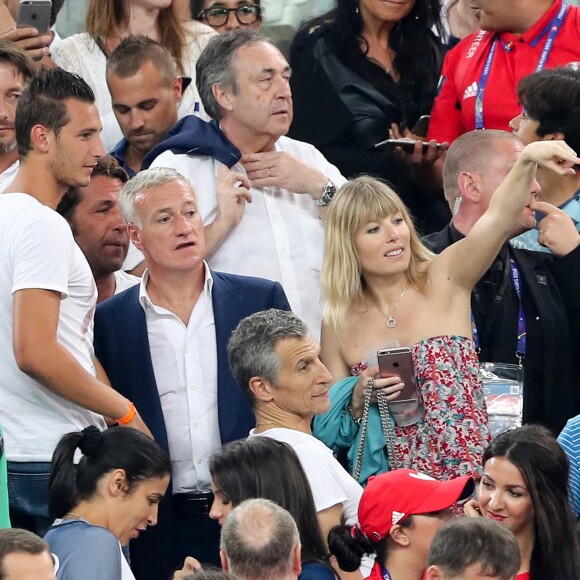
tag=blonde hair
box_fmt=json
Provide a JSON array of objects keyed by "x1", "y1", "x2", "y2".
[
  {"x1": 86, "y1": 0, "x2": 186, "y2": 74},
  {"x1": 322, "y1": 176, "x2": 434, "y2": 333}
]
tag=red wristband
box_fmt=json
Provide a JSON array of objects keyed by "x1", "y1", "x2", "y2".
[{"x1": 116, "y1": 402, "x2": 136, "y2": 425}]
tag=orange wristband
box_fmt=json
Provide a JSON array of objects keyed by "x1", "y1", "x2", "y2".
[{"x1": 116, "y1": 402, "x2": 136, "y2": 425}]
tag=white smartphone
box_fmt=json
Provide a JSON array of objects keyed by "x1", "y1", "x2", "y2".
[{"x1": 17, "y1": 0, "x2": 52, "y2": 34}]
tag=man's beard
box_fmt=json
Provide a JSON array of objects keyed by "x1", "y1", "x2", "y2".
[{"x1": 0, "y1": 139, "x2": 17, "y2": 155}]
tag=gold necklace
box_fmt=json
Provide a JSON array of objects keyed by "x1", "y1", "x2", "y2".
[{"x1": 376, "y1": 283, "x2": 409, "y2": 329}]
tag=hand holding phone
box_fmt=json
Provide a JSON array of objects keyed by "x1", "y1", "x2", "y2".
[
  {"x1": 375, "y1": 138, "x2": 443, "y2": 153},
  {"x1": 377, "y1": 347, "x2": 417, "y2": 403},
  {"x1": 17, "y1": 0, "x2": 52, "y2": 35},
  {"x1": 349, "y1": 365, "x2": 406, "y2": 420}
]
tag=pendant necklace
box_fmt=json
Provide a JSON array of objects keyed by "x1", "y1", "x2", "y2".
[{"x1": 377, "y1": 283, "x2": 409, "y2": 328}]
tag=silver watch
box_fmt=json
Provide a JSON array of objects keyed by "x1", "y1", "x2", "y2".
[{"x1": 313, "y1": 180, "x2": 336, "y2": 206}]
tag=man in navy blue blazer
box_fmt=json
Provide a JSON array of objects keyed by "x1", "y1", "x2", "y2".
[{"x1": 93, "y1": 167, "x2": 291, "y2": 580}]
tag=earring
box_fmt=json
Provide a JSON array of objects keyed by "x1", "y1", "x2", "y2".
[{"x1": 355, "y1": 0, "x2": 359, "y2": 15}]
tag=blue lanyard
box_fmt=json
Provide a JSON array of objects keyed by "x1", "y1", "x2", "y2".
[
  {"x1": 509, "y1": 259, "x2": 526, "y2": 361},
  {"x1": 475, "y1": 2, "x2": 569, "y2": 130},
  {"x1": 380, "y1": 565, "x2": 393, "y2": 580},
  {"x1": 471, "y1": 259, "x2": 526, "y2": 362}
]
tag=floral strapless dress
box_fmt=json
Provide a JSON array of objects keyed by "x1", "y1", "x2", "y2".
[{"x1": 352, "y1": 335, "x2": 490, "y2": 480}]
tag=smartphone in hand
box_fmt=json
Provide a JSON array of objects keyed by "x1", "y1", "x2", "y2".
[
  {"x1": 375, "y1": 138, "x2": 443, "y2": 153},
  {"x1": 377, "y1": 346, "x2": 418, "y2": 403},
  {"x1": 16, "y1": 0, "x2": 52, "y2": 35}
]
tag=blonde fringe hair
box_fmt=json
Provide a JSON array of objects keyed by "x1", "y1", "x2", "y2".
[
  {"x1": 322, "y1": 176, "x2": 434, "y2": 334},
  {"x1": 86, "y1": 0, "x2": 186, "y2": 75}
]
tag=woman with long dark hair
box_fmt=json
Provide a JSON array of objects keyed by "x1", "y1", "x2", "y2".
[
  {"x1": 44, "y1": 426, "x2": 171, "y2": 580},
  {"x1": 209, "y1": 437, "x2": 339, "y2": 580},
  {"x1": 465, "y1": 425, "x2": 580, "y2": 580},
  {"x1": 288, "y1": 0, "x2": 447, "y2": 231}
]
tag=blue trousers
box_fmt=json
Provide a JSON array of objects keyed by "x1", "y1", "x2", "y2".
[{"x1": 7, "y1": 461, "x2": 52, "y2": 536}]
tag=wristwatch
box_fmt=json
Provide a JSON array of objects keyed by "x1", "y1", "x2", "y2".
[{"x1": 313, "y1": 180, "x2": 337, "y2": 206}]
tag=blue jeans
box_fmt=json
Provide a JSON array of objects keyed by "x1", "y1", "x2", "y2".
[{"x1": 7, "y1": 461, "x2": 52, "y2": 536}]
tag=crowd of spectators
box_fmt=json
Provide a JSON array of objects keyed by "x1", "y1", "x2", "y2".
[{"x1": 2, "y1": 1, "x2": 580, "y2": 579}]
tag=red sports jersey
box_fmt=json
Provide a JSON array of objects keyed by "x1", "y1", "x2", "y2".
[{"x1": 428, "y1": 0, "x2": 580, "y2": 143}]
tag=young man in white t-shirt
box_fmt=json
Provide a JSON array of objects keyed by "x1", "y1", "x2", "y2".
[{"x1": 0, "y1": 67, "x2": 150, "y2": 535}]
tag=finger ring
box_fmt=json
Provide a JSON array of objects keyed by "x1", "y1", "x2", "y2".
[{"x1": 268, "y1": 168, "x2": 272, "y2": 177}]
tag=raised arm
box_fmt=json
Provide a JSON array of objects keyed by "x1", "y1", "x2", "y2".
[{"x1": 438, "y1": 140, "x2": 580, "y2": 291}]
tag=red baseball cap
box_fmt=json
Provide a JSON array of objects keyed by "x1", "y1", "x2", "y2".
[{"x1": 358, "y1": 469, "x2": 474, "y2": 540}]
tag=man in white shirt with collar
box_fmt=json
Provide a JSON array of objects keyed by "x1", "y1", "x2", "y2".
[
  {"x1": 0, "y1": 39, "x2": 35, "y2": 192},
  {"x1": 93, "y1": 166, "x2": 291, "y2": 580},
  {"x1": 150, "y1": 29, "x2": 346, "y2": 340}
]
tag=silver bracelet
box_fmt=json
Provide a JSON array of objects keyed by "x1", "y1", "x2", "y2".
[{"x1": 347, "y1": 403, "x2": 362, "y2": 425}]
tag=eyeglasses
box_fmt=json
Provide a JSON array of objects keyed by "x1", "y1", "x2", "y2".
[{"x1": 199, "y1": 5, "x2": 261, "y2": 27}]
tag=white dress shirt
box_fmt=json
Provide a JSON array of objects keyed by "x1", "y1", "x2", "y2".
[
  {"x1": 150, "y1": 136, "x2": 347, "y2": 341},
  {"x1": 113, "y1": 269, "x2": 140, "y2": 294},
  {"x1": 139, "y1": 264, "x2": 219, "y2": 493}
]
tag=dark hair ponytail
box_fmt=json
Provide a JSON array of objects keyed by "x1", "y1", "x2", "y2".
[
  {"x1": 328, "y1": 525, "x2": 381, "y2": 572},
  {"x1": 49, "y1": 426, "x2": 171, "y2": 520}
]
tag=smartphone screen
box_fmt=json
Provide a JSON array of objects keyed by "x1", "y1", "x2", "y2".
[{"x1": 377, "y1": 347, "x2": 418, "y2": 403}]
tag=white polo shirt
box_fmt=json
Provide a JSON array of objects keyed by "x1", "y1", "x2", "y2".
[{"x1": 139, "y1": 264, "x2": 219, "y2": 493}]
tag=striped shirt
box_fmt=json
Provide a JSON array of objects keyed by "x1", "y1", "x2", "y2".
[{"x1": 558, "y1": 414, "x2": 580, "y2": 518}]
